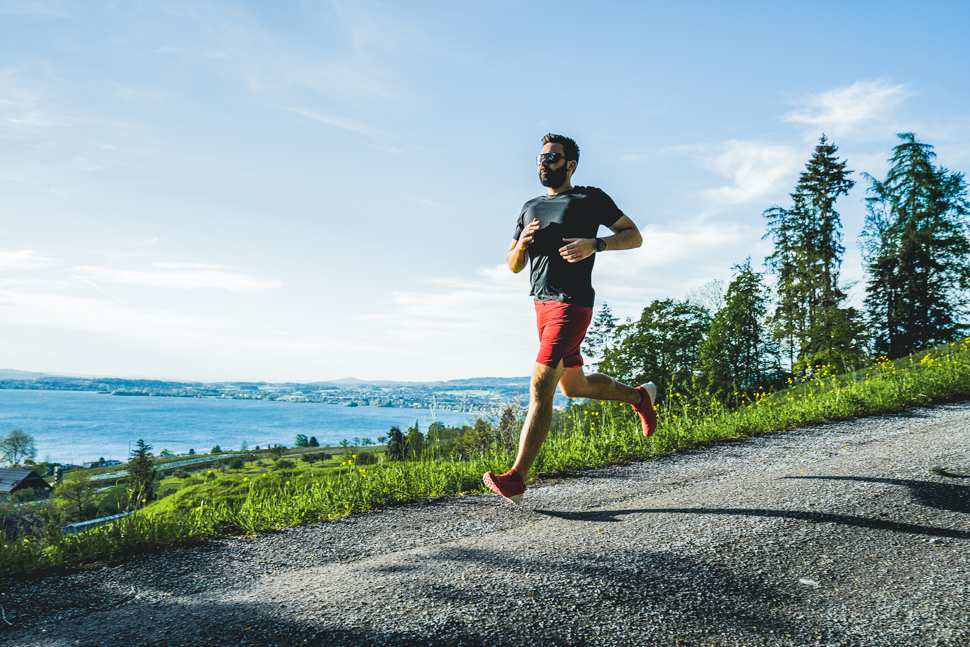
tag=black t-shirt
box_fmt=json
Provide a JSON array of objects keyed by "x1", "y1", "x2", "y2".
[{"x1": 511, "y1": 185, "x2": 624, "y2": 307}]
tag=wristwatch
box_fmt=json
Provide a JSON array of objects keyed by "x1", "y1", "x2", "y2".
[{"x1": 595, "y1": 237, "x2": 607, "y2": 252}]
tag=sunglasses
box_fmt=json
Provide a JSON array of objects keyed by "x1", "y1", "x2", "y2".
[{"x1": 537, "y1": 152, "x2": 566, "y2": 165}]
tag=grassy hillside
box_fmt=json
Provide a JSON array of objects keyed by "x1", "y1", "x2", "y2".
[{"x1": 2, "y1": 337, "x2": 969, "y2": 582}]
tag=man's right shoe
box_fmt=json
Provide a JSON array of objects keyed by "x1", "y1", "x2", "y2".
[
  {"x1": 632, "y1": 382, "x2": 658, "y2": 437},
  {"x1": 483, "y1": 469, "x2": 526, "y2": 504}
]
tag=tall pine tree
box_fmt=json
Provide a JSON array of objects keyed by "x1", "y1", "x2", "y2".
[
  {"x1": 763, "y1": 134, "x2": 867, "y2": 373},
  {"x1": 861, "y1": 133, "x2": 970, "y2": 357}
]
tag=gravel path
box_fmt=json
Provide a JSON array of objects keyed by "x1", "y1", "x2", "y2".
[{"x1": 2, "y1": 402, "x2": 969, "y2": 646}]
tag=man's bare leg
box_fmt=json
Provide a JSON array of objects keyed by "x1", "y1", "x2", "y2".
[
  {"x1": 510, "y1": 359, "x2": 565, "y2": 479},
  {"x1": 558, "y1": 366, "x2": 640, "y2": 404}
]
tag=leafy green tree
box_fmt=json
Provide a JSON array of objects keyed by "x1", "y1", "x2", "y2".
[
  {"x1": 460, "y1": 418, "x2": 494, "y2": 459},
  {"x1": 599, "y1": 298, "x2": 711, "y2": 402},
  {"x1": 696, "y1": 259, "x2": 781, "y2": 404},
  {"x1": 159, "y1": 449, "x2": 174, "y2": 458},
  {"x1": 0, "y1": 429, "x2": 36, "y2": 466},
  {"x1": 308, "y1": 436, "x2": 320, "y2": 447},
  {"x1": 295, "y1": 434, "x2": 309, "y2": 448},
  {"x1": 582, "y1": 303, "x2": 618, "y2": 370},
  {"x1": 210, "y1": 444, "x2": 222, "y2": 455},
  {"x1": 385, "y1": 426, "x2": 405, "y2": 461},
  {"x1": 188, "y1": 448, "x2": 196, "y2": 455},
  {"x1": 405, "y1": 421, "x2": 425, "y2": 458},
  {"x1": 496, "y1": 404, "x2": 521, "y2": 451},
  {"x1": 53, "y1": 471, "x2": 97, "y2": 521},
  {"x1": 861, "y1": 133, "x2": 970, "y2": 357},
  {"x1": 126, "y1": 439, "x2": 156, "y2": 511}
]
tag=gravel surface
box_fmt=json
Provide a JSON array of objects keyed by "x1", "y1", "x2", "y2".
[{"x1": 2, "y1": 402, "x2": 969, "y2": 646}]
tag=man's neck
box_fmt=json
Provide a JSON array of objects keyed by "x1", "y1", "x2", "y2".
[{"x1": 546, "y1": 181, "x2": 573, "y2": 196}]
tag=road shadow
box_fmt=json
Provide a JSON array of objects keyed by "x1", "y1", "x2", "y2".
[
  {"x1": 372, "y1": 543, "x2": 812, "y2": 645},
  {"x1": 0, "y1": 594, "x2": 490, "y2": 647},
  {"x1": 535, "y1": 473, "x2": 970, "y2": 539},
  {"x1": 782, "y1": 476, "x2": 970, "y2": 514},
  {"x1": 535, "y1": 507, "x2": 969, "y2": 539}
]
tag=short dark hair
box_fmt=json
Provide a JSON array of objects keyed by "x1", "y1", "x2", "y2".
[{"x1": 542, "y1": 133, "x2": 579, "y2": 163}]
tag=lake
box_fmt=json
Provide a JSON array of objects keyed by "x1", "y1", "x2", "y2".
[{"x1": 0, "y1": 389, "x2": 482, "y2": 464}]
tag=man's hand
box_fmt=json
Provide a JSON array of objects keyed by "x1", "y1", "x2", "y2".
[
  {"x1": 517, "y1": 218, "x2": 541, "y2": 251},
  {"x1": 559, "y1": 238, "x2": 596, "y2": 263}
]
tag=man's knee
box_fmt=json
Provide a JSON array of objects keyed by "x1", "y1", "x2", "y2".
[{"x1": 530, "y1": 362, "x2": 562, "y2": 402}]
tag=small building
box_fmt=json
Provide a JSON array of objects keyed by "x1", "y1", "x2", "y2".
[{"x1": 0, "y1": 468, "x2": 53, "y2": 497}]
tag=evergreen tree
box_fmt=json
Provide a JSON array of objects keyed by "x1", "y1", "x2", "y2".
[
  {"x1": 405, "y1": 421, "x2": 424, "y2": 458},
  {"x1": 126, "y1": 439, "x2": 156, "y2": 510},
  {"x1": 385, "y1": 426, "x2": 404, "y2": 461},
  {"x1": 696, "y1": 259, "x2": 781, "y2": 404},
  {"x1": 861, "y1": 133, "x2": 970, "y2": 357},
  {"x1": 308, "y1": 436, "x2": 319, "y2": 447},
  {"x1": 764, "y1": 135, "x2": 866, "y2": 372},
  {"x1": 496, "y1": 404, "x2": 520, "y2": 451},
  {"x1": 294, "y1": 434, "x2": 309, "y2": 448},
  {"x1": 582, "y1": 303, "x2": 618, "y2": 370},
  {"x1": 599, "y1": 298, "x2": 710, "y2": 401}
]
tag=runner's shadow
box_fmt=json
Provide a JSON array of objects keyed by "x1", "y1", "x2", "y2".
[
  {"x1": 782, "y1": 476, "x2": 970, "y2": 514},
  {"x1": 534, "y1": 506, "x2": 970, "y2": 539}
]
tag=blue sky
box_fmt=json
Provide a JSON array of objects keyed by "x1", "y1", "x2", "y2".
[{"x1": 2, "y1": 0, "x2": 969, "y2": 382}]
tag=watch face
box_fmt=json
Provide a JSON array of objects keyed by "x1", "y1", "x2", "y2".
[{"x1": 596, "y1": 238, "x2": 606, "y2": 251}]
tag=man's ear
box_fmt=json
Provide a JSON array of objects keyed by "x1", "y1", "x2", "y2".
[{"x1": 567, "y1": 160, "x2": 577, "y2": 175}]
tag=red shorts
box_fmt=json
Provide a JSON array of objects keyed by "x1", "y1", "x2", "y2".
[{"x1": 534, "y1": 299, "x2": 593, "y2": 368}]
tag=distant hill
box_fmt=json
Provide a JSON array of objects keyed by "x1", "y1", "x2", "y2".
[{"x1": 0, "y1": 369, "x2": 51, "y2": 380}]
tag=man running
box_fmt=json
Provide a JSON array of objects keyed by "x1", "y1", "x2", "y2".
[{"x1": 483, "y1": 133, "x2": 657, "y2": 504}]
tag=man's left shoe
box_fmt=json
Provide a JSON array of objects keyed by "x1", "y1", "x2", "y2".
[
  {"x1": 632, "y1": 382, "x2": 658, "y2": 437},
  {"x1": 483, "y1": 469, "x2": 526, "y2": 504}
]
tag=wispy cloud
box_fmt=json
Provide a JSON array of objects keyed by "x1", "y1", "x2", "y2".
[
  {"x1": 0, "y1": 249, "x2": 55, "y2": 272},
  {"x1": 286, "y1": 107, "x2": 385, "y2": 140},
  {"x1": 356, "y1": 217, "x2": 767, "y2": 369},
  {"x1": 785, "y1": 79, "x2": 908, "y2": 138},
  {"x1": 699, "y1": 140, "x2": 800, "y2": 205},
  {"x1": 153, "y1": 3, "x2": 409, "y2": 102},
  {"x1": 73, "y1": 262, "x2": 283, "y2": 292},
  {"x1": 0, "y1": 70, "x2": 70, "y2": 131}
]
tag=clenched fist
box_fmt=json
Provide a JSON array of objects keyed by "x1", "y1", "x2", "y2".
[
  {"x1": 559, "y1": 237, "x2": 596, "y2": 263},
  {"x1": 517, "y1": 218, "x2": 541, "y2": 251}
]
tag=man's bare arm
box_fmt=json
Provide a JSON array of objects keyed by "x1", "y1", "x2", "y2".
[
  {"x1": 599, "y1": 215, "x2": 643, "y2": 251},
  {"x1": 507, "y1": 239, "x2": 527, "y2": 273},
  {"x1": 507, "y1": 217, "x2": 540, "y2": 273}
]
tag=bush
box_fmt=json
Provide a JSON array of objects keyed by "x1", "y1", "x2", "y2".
[
  {"x1": 227, "y1": 458, "x2": 245, "y2": 470},
  {"x1": 353, "y1": 452, "x2": 377, "y2": 466},
  {"x1": 275, "y1": 459, "x2": 295, "y2": 469}
]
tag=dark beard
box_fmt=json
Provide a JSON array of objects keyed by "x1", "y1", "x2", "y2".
[{"x1": 539, "y1": 163, "x2": 568, "y2": 188}]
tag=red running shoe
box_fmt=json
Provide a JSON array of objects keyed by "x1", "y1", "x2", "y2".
[
  {"x1": 482, "y1": 469, "x2": 526, "y2": 504},
  {"x1": 632, "y1": 382, "x2": 658, "y2": 437}
]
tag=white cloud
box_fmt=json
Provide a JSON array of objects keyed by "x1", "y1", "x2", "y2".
[
  {"x1": 285, "y1": 107, "x2": 399, "y2": 152},
  {"x1": 355, "y1": 218, "x2": 767, "y2": 369},
  {"x1": 785, "y1": 80, "x2": 908, "y2": 138},
  {"x1": 0, "y1": 249, "x2": 54, "y2": 271},
  {"x1": 73, "y1": 262, "x2": 283, "y2": 292},
  {"x1": 699, "y1": 140, "x2": 800, "y2": 205}
]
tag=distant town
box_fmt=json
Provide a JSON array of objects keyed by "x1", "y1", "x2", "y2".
[{"x1": 0, "y1": 369, "x2": 570, "y2": 414}]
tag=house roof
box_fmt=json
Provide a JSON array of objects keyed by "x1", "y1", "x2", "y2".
[{"x1": 0, "y1": 468, "x2": 49, "y2": 493}]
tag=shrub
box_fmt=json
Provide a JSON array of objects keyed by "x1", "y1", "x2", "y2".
[
  {"x1": 227, "y1": 458, "x2": 245, "y2": 470},
  {"x1": 353, "y1": 452, "x2": 377, "y2": 466},
  {"x1": 275, "y1": 459, "x2": 295, "y2": 469}
]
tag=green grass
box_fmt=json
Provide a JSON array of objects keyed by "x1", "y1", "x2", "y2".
[{"x1": 3, "y1": 337, "x2": 970, "y2": 583}]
